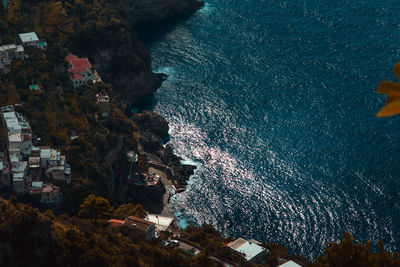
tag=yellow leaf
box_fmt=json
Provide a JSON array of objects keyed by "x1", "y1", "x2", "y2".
[
  {"x1": 377, "y1": 100, "x2": 400, "y2": 117},
  {"x1": 377, "y1": 81, "x2": 400, "y2": 98},
  {"x1": 393, "y1": 62, "x2": 400, "y2": 82}
]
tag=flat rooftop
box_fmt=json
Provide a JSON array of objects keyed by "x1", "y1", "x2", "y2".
[
  {"x1": 145, "y1": 214, "x2": 174, "y2": 231},
  {"x1": 227, "y1": 238, "x2": 266, "y2": 261},
  {"x1": 278, "y1": 260, "x2": 302, "y2": 267},
  {"x1": 19, "y1": 32, "x2": 39, "y2": 43}
]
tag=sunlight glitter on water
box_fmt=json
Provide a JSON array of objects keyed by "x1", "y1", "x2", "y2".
[{"x1": 142, "y1": 0, "x2": 400, "y2": 259}]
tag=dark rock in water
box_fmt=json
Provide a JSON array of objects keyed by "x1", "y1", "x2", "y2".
[
  {"x1": 132, "y1": 111, "x2": 195, "y2": 190},
  {"x1": 133, "y1": 110, "x2": 169, "y2": 139},
  {"x1": 160, "y1": 146, "x2": 196, "y2": 187}
]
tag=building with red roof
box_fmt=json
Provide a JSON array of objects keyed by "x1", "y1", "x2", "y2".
[
  {"x1": 108, "y1": 219, "x2": 124, "y2": 228},
  {"x1": 65, "y1": 54, "x2": 98, "y2": 88},
  {"x1": 123, "y1": 216, "x2": 156, "y2": 240},
  {"x1": 107, "y1": 216, "x2": 156, "y2": 240}
]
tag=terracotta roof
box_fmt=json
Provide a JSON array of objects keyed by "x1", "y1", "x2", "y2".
[
  {"x1": 108, "y1": 219, "x2": 124, "y2": 228},
  {"x1": 65, "y1": 54, "x2": 91, "y2": 74},
  {"x1": 71, "y1": 58, "x2": 91, "y2": 73},
  {"x1": 65, "y1": 54, "x2": 78, "y2": 62},
  {"x1": 123, "y1": 216, "x2": 154, "y2": 232},
  {"x1": 72, "y1": 73, "x2": 83, "y2": 81}
]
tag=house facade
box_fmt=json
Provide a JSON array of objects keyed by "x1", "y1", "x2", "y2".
[
  {"x1": 0, "y1": 44, "x2": 24, "y2": 71},
  {"x1": 1, "y1": 105, "x2": 32, "y2": 193},
  {"x1": 30, "y1": 181, "x2": 62, "y2": 205},
  {"x1": 122, "y1": 216, "x2": 156, "y2": 240},
  {"x1": 1, "y1": 105, "x2": 71, "y2": 196},
  {"x1": 65, "y1": 54, "x2": 96, "y2": 88}
]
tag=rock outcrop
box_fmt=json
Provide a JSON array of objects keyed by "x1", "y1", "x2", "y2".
[
  {"x1": 132, "y1": 110, "x2": 169, "y2": 138},
  {"x1": 118, "y1": 0, "x2": 204, "y2": 27},
  {"x1": 132, "y1": 111, "x2": 196, "y2": 190}
]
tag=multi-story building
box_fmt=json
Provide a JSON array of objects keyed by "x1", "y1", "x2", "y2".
[
  {"x1": 30, "y1": 181, "x2": 62, "y2": 205},
  {"x1": 1, "y1": 105, "x2": 32, "y2": 193},
  {"x1": 1, "y1": 105, "x2": 71, "y2": 195},
  {"x1": 0, "y1": 43, "x2": 24, "y2": 71},
  {"x1": 40, "y1": 146, "x2": 71, "y2": 183}
]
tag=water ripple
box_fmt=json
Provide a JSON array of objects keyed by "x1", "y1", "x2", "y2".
[{"x1": 143, "y1": 0, "x2": 400, "y2": 259}]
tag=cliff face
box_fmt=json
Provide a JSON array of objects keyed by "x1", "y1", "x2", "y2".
[
  {"x1": 118, "y1": 0, "x2": 204, "y2": 27},
  {"x1": 91, "y1": 41, "x2": 166, "y2": 105},
  {"x1": 69, "y1": 0, "x2": 201, "y2": 208},
  {"x1": 132, "y1": 111, "x2": 195, "y2": 190},
  {"x1": 70, "y1": 0, "x2": 203, "y2": 105},
  {"x1": 70, "y1": 27, "x2": 165, "y2": 105}
]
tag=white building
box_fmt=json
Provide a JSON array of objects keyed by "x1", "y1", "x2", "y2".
[
  {"x1": 278, "y1": 260, "x2": 303, "y2": 267},
  {"x1": 0, "y1": 43, "x2": 24, "y2": 70},
  {"x1": 18, "y1": 32, "x2": 39, "y2": 48},
  {"x1": 2, "y1": 106, "x2": 32, "y2": 157},
  {"x1": 1, "y1": 105, "x2": 33, "y2": 194},
  {"x1": 145, "y1": 214, "x2": 174, "y2": 235},
  {"x1": 226, "y1": 238, "x2": 268, "y2": 264},
  {"x1": 39, "y1": 146, "x2": 71, "y2": 183}
]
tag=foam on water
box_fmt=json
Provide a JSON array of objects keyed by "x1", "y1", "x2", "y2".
[
  {"x1": 199, "y1": 2, "x2": 215, "y2": 15},
  {"x1": 140, "y1": 0, "x2": 400, "y2": 259},
  {"x1": 153, "y1": 66, "x2": 177, "y2": 76}
]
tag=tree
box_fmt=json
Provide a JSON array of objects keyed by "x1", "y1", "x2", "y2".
[
  {"x1": 311, "y1": 232, "x2": 400, "y2": 266},
  {"x1": 78, "y1": 194, "x2": 113, "y2": 220},
  {"x1": 113, "y1": 203, "x2": 146, "y2": 219}
]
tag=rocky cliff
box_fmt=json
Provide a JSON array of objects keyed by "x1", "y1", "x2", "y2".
[
  {"x1": 67, "y1": 0, "x2": 202, "y2": 209},
  {"x1": 132, "y1": 111, "x2": 196, "y2": 191},
  {"x1": 75, "y1": 0, "x2": 203, "y2": 105},
  {"x1": 117, "y1": 0, "x2": 204, "y2": 27}
]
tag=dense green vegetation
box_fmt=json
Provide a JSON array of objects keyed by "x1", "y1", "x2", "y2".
[
  {"x1": 0, "y1": 197, "x2": 212, "y2": 266},
  {"x1": 312, "y1": 233, "x2": 400, "y2": 267},
  {"x1": 0, "y1": 0, "x2": 148, "y2": 214},
  {"x1": 0, "y1": 0, "x2": 399, "y2": 266},
  {"x1": 1, "y1": 197, "x2": 399, "y2": 266}
]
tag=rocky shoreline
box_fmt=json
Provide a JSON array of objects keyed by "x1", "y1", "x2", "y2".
[
  {"x1": 130, "y1": 111, "x2": 196, "y2": 216},
  {"x1": 107, "y1": 0, "x2": 204, "y2": 215}
]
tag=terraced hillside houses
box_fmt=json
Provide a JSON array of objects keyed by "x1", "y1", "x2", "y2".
[{"x1": 0, "y1": 105, "x2": 70, "y2": 205}]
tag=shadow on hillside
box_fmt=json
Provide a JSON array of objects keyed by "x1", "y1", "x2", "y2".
[{"x1": 136, "y1": 12, "x2": 196, "y2": 46}]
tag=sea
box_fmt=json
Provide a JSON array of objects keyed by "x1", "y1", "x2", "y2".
[{"x1": 136, "y1": 0, "x2": 400, "y2": 259}]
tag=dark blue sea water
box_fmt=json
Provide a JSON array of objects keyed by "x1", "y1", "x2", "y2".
[{"x1": 138, "y1": 0, "x2": 400, "y2": 259}]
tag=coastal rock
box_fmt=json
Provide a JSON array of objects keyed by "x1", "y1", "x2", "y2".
[
  {"x1": 90, "y1": 35, "x2": 165, "y2": 105},
  {"x1": 132, "y1": 110, "x2": 195, "y2": 190},
  {"x1": 118, "y1": 0, "x2": 204, "y2": 27},
  {"x1": 157, "y1": 145, "x2": 196, "y2": 186},
  {"x1": 132, "y1": 110, "x2": 169, "y2": 139}
]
